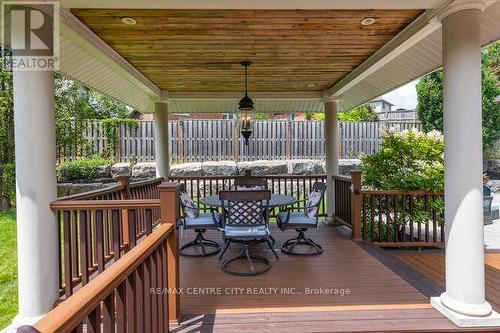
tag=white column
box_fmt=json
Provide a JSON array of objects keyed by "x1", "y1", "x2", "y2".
[
  {"x1": 154, "y1": 101, "x2": 170, "y2": 179},
  {"x1": 324, "y1": 95, "x2": 339, "y2": 222},
  {"x1": 431, "y1": 1, "x2": 500, "y2": 327},
  {"x1": 11, "y1": 71, "x2": 59, "y2": 326}
]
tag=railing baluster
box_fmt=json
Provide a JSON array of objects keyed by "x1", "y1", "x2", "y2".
[
  {"x1": 126, "y1": 274, "x2": 136, "y2": 333},
  {"x1": 116, "y1": 282, "x2": 126, "y2": 332},
  {"x1": 79, "y1": 210, "x2": 89, "y2": 285},
  {"x1": 112, "y1": 209, "x2": 121, "y2": 261},
  {"x1": 128, "y1": 209, "x2": 137, "y2": 249},
  {"x1": 63, "y1": 210, "x2": 73, "y2": 297},
  {"x1": 95, "y1": 210, "x2": 105, "y2": 273},
  {"x1": 103, "y1": 293, "x2": 114, "y2": 332}
]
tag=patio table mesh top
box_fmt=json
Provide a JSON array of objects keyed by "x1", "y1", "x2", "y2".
[{"x1": 200, "y1": 194, "x2": 297, "y2": 208}]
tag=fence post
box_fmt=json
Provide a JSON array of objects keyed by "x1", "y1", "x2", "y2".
[
  {"x1": 116, "y1": 175, "x2": 131, "y2": 246},
  {"x1": 159, "y1": 182, "x2": 181, "y2": 324},
  {"x1": 232, "y1": 121, "x2": 239, "y2": 162},
  {"x1": 177, "y1": 121, "x2": 184, "y2": 162},
  {"x1": 115, "y1": 123, "x2": 122, "y2": 162},
  {"x1": 285, "y1": 120, "x2": 291, "y2": 159},
  {"x1": 351, "y1": 170, "x2": 363, "y2": 240}
]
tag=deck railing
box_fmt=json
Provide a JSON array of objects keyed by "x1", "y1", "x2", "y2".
[
  {"x1": 22, "y1": 181, "x2": 181, "y2": 332},
  {"x1": 23, "y1": 223, "x2": 174, "y2": 333},
  {"x1": 52, "y1": 176, "x2": 165, "y2": 298},
  {"x1": 169, "y1": 172, "x2": 328, "y2": 217},
  {"x1": 345, "y1": 171, "x2": 445, "y2": 247}
]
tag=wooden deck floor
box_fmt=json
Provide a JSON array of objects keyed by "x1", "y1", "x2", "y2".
[
  {"x1": 172, "y1": 225, "x2": 499, "y2": 332},
  {"x1": 394, "y1": 250, "x2": 500, "y2": 313}
]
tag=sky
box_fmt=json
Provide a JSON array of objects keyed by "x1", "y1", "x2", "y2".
[{"x1": 380, "y1": 79, "x2": 419, "y2": 110}]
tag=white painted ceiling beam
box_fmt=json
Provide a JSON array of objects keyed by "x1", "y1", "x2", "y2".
[{"x1": 169, "y1": 91, "x2": 323, "y2": 100}]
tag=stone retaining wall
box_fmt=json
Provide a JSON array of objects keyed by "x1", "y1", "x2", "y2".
[{"x1": 57, "y1": 159, "x2": 362, "y2": 197}]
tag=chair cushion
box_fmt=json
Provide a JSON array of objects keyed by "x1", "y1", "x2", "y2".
[
  {"x1": 185, "y1": 212, "x2": 222, "y2": 228},
  {"x1": 223, "y1": 225, "x2": 269, "y2": 239},
  {"x1": 236, "y1": 185, "x2": 264, "y2": 191},
  {"x1": 305, "y1": 189, "x2": 322, "y2": 218},
  {"x1": 277, "y1": 211, "x2": 317, "y2": 229},
  {"x1": 180, "y1": 191, "x2": 198, "y2": 218}
]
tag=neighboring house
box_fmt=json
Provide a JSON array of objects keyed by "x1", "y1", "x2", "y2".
[
  {"x1": 368, "y1": 98, "x2": 419, "y2": 122},
  {"x1": 368, "y1": 98, "x2": 394, "y2": 116},
  {"x1": 379, "y1": 108, "x2": 419, "y2": 122}
]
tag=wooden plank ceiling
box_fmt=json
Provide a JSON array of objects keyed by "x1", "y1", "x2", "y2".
[{"x1": 71, "y1": 9, "x2": 423, "y2": 92}]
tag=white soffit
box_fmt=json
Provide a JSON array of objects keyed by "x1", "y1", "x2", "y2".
[
  {"x1": 58, "y1": 10, "x2": 160, "y2": 112},
  {"x1": 336, "y1": 1, "x2": 500, "y2": 112}
]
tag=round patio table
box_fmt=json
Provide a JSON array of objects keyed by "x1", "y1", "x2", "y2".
[{"x1": 200, "y1": 193, "x2": 297, "y2": 208}]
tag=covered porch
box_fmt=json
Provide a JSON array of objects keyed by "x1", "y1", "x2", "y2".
[{"x1": 6, "y1": 0, "x2": 500, "y2": 332}]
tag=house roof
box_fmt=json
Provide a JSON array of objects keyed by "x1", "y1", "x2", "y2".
[
  {"x1": 54, "y1": 0, "x2": 500, "y2": 113},
  {"x1": 369, "y1": 98, "x2": 395, "y2": 106}
]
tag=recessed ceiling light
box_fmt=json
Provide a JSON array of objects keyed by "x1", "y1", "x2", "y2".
[
  {"x1": 121, "y1": 17, "x2": 137, "y2": 25},
  {"x1": 360, "y1": 17, "x2": 376, "y2": 26}
]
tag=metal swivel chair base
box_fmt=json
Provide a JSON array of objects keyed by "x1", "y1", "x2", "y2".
[
  {"x1": 180, "y1": 230, "x2": 220, "y2": 257},
  {"x1": 281, "y1": 229, "x2": 323, "y2": 256},
  {"x1": 221, "y1": 244, "x2": 272, "y2": 276}
]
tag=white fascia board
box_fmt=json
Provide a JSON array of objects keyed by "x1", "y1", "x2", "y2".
[{"x1": 59, "y1": 9, "x2": 161, "y2": 99}]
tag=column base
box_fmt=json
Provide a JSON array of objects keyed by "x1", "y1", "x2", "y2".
[
  {"x1": 431, "y1": 296, "x2": 500, "y2": 327},
  {"x1": 1, "y1": 313, "x2": 44, "y2": 333}
]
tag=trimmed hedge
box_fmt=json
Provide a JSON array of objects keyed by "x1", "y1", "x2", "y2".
[{"x1": 58, "y1": 157, "x2": 113, "y2": 181}]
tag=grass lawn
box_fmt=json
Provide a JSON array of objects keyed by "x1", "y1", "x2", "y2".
[{"x1": 0, "y1": 209, "x2": 17, "y2": 329}]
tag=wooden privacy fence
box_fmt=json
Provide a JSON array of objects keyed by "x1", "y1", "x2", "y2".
[
  {"x1": 58, "y1": 120, "x2": 421, "y2": 163},
  {"x1": 333, "y1": 171, "x2": 445, "y2": 248}
]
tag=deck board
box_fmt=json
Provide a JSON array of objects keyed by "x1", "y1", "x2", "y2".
[
  {"x1": 173, "y1": 225, "x2": 497, "y2": 332},
  {"x1": 393, "y1": 250, "x2": 500, "y2": 314}
]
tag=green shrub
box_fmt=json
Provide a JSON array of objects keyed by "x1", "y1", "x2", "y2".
[
  {"x1": 361, "y1": 127, "x2": 444, "y2": 192},
  {"x1": 58, "y1": 157, "x2": 113, "y2": 181}
]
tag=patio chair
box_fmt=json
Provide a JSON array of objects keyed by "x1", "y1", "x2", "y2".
[
  {"x1": 218, "y1": 190, "x2": 278, "y2": 276},
  {"x1": 178, "y1": 184, "x2": 222, "y2": 257},
  {"x1": 277, "y1": 182, "x2": 327, "y2": 255},
  {"x1": 234, "y1": 175, "x2": 268, "y2": 190}
]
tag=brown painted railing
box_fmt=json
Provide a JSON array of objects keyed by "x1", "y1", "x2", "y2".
[
  {"x1": 169, "y1": 171, "x2": 328, "y2": 217},
  {"x1": 23, "y1": 223, "x2": 173, "y2": 333},
  {"x1": 51, "y1": 199, "x2": 161, "y2": 299},
  {"x1": 333, "y1": 174, "x2": 352, "y2": 227},
  {"x1": 349, "y1": 171, "x2": 445, "y2": 247},
  {"x1": 23, "y1": 182, "x2": 181, "y2": 332}
]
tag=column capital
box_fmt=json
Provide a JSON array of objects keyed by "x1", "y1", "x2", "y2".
[
  {"x1": 152, "y1": 90, "x2": 170, "y2": 104},
  {"x1": 322, "y1": 91, "x2": 340, "y2": 103},
  {"x1": 436, "y1": 0, "x2": 494, "y2": 21}
]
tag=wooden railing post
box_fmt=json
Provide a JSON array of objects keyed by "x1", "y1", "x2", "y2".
[
  {"x1": 116, "y1": 175, "x2": 131, "y2": 247},
  {"x1": 158, "y1": 182, "x2": 181, "y2": 325},
  {"x1": 351, "y1": 170, "x2": 363, "y2": 240}
]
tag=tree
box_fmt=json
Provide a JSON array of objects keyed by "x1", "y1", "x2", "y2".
[
  {"x1": 54, "y1": 74, "x2": 131, "y2": 159},
  {"x1": 338, "y1": 104, "x2": 378, "y2": 122},
  {"x1": 416, "y1": 42, "x2": 500, "y2": 154},
  {"x1": 306, "y1": 104, "x2": 378, "y2": 122},
  {"x1": 0, "y1": 46, "x2": 15, "y2": 208}
]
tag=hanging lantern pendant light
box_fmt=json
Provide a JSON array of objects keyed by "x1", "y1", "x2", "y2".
[{"x1": 239, "y1": 61, "x2": 254, "y2": 145}]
